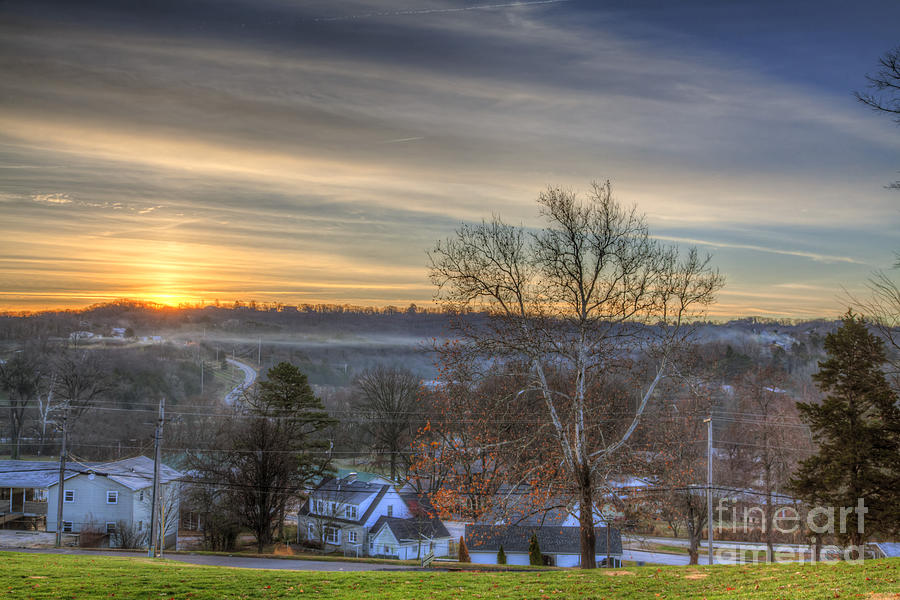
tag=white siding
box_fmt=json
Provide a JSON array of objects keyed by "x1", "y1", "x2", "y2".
[
  {"x1": 369, "y1": 525, "x2": 400, "y2": 556},
  {"x1": 363, "y1": 489, "x2": 412, "y2": 528},
  {"x1": 48, "y1": 477, "x2": 133, "y2": 533}
]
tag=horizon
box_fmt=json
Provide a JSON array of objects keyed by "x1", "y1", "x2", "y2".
[{"x1": 2, "y1": 1, "x2": 899, "y2": 319}]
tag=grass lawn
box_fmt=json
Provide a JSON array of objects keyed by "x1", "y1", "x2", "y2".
[{"x1": 0, "y1": 552, "x2": 897, "y2": 599}]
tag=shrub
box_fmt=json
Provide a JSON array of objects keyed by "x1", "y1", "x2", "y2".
[
  {"x1": 528, "y1": 532, "x2": 542, "y2": 566},
  {"x1": 458, "y1": 536, "x2": 470, "y2": 563}
]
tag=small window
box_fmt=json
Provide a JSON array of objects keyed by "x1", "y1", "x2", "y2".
[
  {"x1": 345, "y1": 505, "x2": 358, "y2": 520},
  {"x1": 106, "y1": 522, "x2": 116, "y2": 534},
  {"x1": 386, "y1": 504, "x2": 393, "y2": 517},
  {"x1": 62, "y1": 521, "x2": 73, "y2": 532},
  {"x1": 107, "y1": 491, "x2": 118, "y2": 504},
  {"x1": 348, "y1": 531, "x2": 358, "y2": 544},
  {"x1": 137, "y1": 520, "x2": 143, "y2": 531},
  {"x1": 325, "y1": 526, "x2": 340, "y2": 545},
  {"x1": 63, "y1": 490, "x2": 75, "y2": 503},
  {"x1": 139, "y1": 491, "x2": 144, "y2": 502},
  {"x1": 307, "y1": 523, "x2": 314, "y2": 539},
  {"x1": 314, "y1": 499, "x2": 324, "y2": 514}
]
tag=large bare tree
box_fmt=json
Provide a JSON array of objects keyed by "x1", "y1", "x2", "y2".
[
  {"x1": 354, "y1": 366, "x2": 422, "y2": 480},
  {"x1": 428, "y1": 181, "x2": 723, "y2": 568}
]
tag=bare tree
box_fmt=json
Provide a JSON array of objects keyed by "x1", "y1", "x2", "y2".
[
  {"x1": 0, "y1": 352, "x2": 43, "y2": 458},
  {"x1": 428, "y1": 182, "x2": 723, "y2": 567},
  {"x1": 354, "y1": 366, "x2": 422, "y2": 480},
  {"x1": 732, "y1": 366, "x2": 802, "y2": 561},
  {"x1": 855, "y1": 45, "x2": 900, "y2": 189}
]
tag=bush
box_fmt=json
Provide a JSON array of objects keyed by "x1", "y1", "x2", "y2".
[
  {"x1": 497, "y1": 545, "x2": 506, "y2": 565},
  {"x1": 528, "y1": 533, "x2": 542, "y2": 566},
  {"x1": 110, "y1": 521, "x2": 147, "y2": 549},
  {"x1": 458, "y1": 536, "x2": 470, "y2": 563}
]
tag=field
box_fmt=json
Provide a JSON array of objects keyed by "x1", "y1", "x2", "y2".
[{"x1": 0, "y1": 552, "x2": 897, "y2": 599}]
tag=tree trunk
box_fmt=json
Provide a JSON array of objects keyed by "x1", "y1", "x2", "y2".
[{"x1": 578, "y1": 465, "x2": 597, "y2": 569}]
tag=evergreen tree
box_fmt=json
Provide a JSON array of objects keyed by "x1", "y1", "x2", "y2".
[
  {"x1": 458, "y1": 536, "x2": 470, "y2": 563},
  {"x1": 528, "y1": 532, "x2": 542, "y2": 566},
  {"x1": 497, "y1": 544, "x2": 507, "y2": 565},
  {"x1": 790, "y1": 313, "x2": 900, "y2": 547}
]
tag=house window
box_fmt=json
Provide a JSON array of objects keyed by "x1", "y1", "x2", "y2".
[
  {"x1": 138, "y1": 521, "x2": 143, "y2": 531},
  {"x1": 324, "y1": 526, "x2": 340, "y2": 545},
  {"x1": 314, "y1": 499, "x2": 324, "y2": 514},
  {"x1": 106, "y1": 522, "x2": 117, "y2": 534},
  {"x1": 386, "y1": 504, "x2": 393, "y2": 517},
  {"x1": 139, "y1": 491, "x2": 144, "y2": 502},
  {"x1": 63, "y1": 490, "x2": 75, "y2": 503},
  {"x1": 62, "y1": 521, "x2": 73, "y2": 532},
  {"x1": 383, "y1": 545, "x2": 391, "y2": 554},
  {"x1": 348, "y1": 531, "x2": 358, "y2": 544},
  {"x1": 107, "y1": 491, "x2": 118, "y2": 504},
  {"x1": 344, "y1": 505, "x2": 358, "y2": 520},
  {"x1": 307, "y1": 523, "x2": 314, "y2": 539}
]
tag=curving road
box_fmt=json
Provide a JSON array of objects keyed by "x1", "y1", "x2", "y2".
[{"x1": 224, "y1": 358, "x2": 257, "y2": 405}]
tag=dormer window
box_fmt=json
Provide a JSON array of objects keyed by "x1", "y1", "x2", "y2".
[
  {"x1": 344, "y1": 505, "x2": 358, "y2": 520},
  {"x1": 387, "y1": 504, "x2": 393, "y2": 517}
]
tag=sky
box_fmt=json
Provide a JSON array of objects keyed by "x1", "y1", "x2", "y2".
[{"x1": 1, "y1": 0, "x2": 898, "y2": 318}]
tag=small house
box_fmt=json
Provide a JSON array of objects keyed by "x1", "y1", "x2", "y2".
[{"x1": 47, "y1": 456, "x2": 182, "y2": 548}]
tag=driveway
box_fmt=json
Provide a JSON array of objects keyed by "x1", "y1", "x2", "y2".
[{"x1": 2, "y1": 548, "x2": 416, "y2": 571}]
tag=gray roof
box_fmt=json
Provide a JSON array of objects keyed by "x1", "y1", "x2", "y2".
[
  {"x1": 0, "y1": 460, "x2": 63, "y2": 488},
  {"x1": 314, "y1": 476, "x2": 388, "y2": 505},
  {"x1": 0, "y1": 457, "x2": 181, "y2": 491},
  {"x1": 465, "y1": 525, "x2": 622, "y2": 555},
  {"x1": 299, "y1": 482, "x2": 389, "y2": 526},
  {"x1": 372, "y1": 516, "x2": 451, "y2": 542}
]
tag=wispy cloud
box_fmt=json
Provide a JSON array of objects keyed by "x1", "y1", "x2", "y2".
[{"x1": 654, "y1": 235, "x2": 865, "y2": 265}]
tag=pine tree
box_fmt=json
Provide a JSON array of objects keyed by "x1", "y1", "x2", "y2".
[
  {"x1": 790, "y1": 313, "x2": 900, "y2": 547},
  {"x1": 497, "y1": 544, "x2": 506, "y2": 565},
  {"x1": 458, "y1": 536, "x2": 470, "y2": 563},
  {"x1": 528, "y1": 532, "x2": 542, "y2": 566}
]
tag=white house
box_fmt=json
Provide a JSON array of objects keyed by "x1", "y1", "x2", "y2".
[
  {"x1": 47, "y1": 456, "x2": 182, "y2": 548},
  {"x1": 465, "y1": 524, "x2": 623, "y2": 568},
  {"x1": 298, "y1": 471, "x2": 451, "y2": 559}
]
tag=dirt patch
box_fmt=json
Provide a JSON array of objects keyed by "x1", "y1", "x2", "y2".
[
  {"x1": 273, "y1": 544, "x2": 297, "y2": 556},
  {"x1": 600, "y1": 570, "x2": 634, "y2": 576},
  {"x1": 867, "y1": 594, "x2": 900, "y2": 600},
  {"x1": 684, "y1": 571, "x2": 708, "y2": 580},
  {"x1": 27, "y1": 576, "x2": 47, "y2": 579}
]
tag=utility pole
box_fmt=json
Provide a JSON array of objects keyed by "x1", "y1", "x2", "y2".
[
  {"x1": 54, "y1": 403, "x2": 70, "y2": 548},
  {"x1": 704, "y1": 416, "x2": 714, "y2": 565},
  {"x1": 257, "y1": 337, "x2": 261, "y2": 366},
  {"x1": 148, "y1": 397, "x2": 165, "y2": 558},
  {"x1": 200, "y1": 359, "x2": 204, "y2": 395}
]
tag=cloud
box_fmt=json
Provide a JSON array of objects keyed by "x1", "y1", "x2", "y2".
[
  {"x1": 31, "y1": 193, "x2": 72, "y2": 205},
  {"x1": 0, "y1": 0, "x2": 897, "y2": 315}
]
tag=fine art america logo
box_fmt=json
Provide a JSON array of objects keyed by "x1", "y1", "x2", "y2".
[{"x1": 713, "y1": 498, "x2": 869, "y2": 563}]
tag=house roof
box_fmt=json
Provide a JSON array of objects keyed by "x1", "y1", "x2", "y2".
[
  {"x1": 53, "y1": 456, "x2": 182, "y2": 491},
  {"x1": 0, "y1": 460, "x2": 65, "y2": 488},
  {"x1": 312, "y1": 476, "x2": 389, "y2": 505},
  {"x1": 0, "y1": 456, "x2": 181, "y2": 491},
  {"x1": 371, "y1": 516, "x2": 451, "y2": 542},
  {"x1": 465, "y1": 525, "x2": 622, "y2": 555},
  {"x1": 299, "y1": 483, "x2": 389, "y2": 525}
]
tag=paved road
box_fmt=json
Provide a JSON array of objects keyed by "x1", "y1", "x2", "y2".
[
  {"x1": 224, "y1": 358, "x2": 257, "y2": 405},
  {"x1": 2, "y1": 548, "x2": 415, "y2": 571}
]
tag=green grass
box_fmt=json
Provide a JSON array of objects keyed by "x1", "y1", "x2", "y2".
[{"x1": 1, "y1": 552, "x2": 897, "y2": 599}]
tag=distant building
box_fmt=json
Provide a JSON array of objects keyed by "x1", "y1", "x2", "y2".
[{"x1": 465, "y1": 524, "x2": 622, "y2": 568}]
